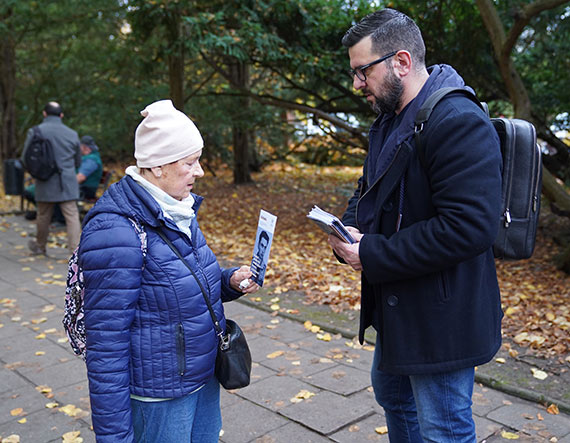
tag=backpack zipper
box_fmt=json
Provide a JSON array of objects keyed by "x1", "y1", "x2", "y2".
[
  {"x1": 502, "y1": 123, "x2": 516, "y2": 228},
  {"x1": 532, "y1": 138, "x2": 541, "y2": 214}
]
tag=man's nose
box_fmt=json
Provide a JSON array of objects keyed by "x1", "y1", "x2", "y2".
[{"x1": 353, "y1": 76, "x2": 366, "y2": 90}]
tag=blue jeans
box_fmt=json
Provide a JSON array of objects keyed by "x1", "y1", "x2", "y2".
[
  {"x1": 131, "y1": 377, "x2": 221, "y2": 443},
  {"x1": 371, "y1": 343, "x2": 476, "y2": 443}
]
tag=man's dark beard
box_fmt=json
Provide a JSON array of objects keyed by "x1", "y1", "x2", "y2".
[{"x1": 372, "y1": 70, "x2": 403, "y2": 115}]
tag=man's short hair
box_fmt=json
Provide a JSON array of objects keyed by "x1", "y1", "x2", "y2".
[
  {"x1": 259, "y1": 230, "x2": 270, "y2": 243},
  {"x1": 44, "y1": 102, "x2": 63, "y2": 116},
  {"x1": 342, "y1": 8, "x2": 426, "y2": 68}
]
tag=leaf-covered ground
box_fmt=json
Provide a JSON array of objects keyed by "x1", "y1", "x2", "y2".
[{"x1": 2, "y1": 163, "x2": 568, "y2": 366}]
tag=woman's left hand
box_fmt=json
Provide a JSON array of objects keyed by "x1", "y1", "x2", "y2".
[{"x1": 230, "y1": 266, "x2": 260, "y2": 294}]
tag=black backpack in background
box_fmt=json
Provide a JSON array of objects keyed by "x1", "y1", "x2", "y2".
[
  {"x1": 23, "y1": 126, "x2": 61, "y2": 181},
  {"x1": 414, "y1": 87, "x2": 542, "y2": 260}
]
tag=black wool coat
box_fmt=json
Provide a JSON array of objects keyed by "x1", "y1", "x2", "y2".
[{"x1": 343, "y1": 77, "x2": 503, "y2": 376}]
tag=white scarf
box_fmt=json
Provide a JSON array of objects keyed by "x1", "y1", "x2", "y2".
[{"x1": 125, "y1": 166, "x2": 195, "y2": 239}]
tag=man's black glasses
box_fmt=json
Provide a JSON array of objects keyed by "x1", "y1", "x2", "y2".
[{"x1": 348, "y1": 51, "x2": 397, "y2": 82}]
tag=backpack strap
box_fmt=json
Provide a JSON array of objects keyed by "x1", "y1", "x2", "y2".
[{"x1": 414, "y1": 87, "x2": 487, "y2": 169}]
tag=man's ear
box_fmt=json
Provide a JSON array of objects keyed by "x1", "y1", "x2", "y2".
[{"x1": 393, "y1": 50, "x2": 412, "y2": 77}]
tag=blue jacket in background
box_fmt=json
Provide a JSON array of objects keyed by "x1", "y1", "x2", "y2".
[
  {"x1": 79, "y1": 176, "x2": 240, "y2": 442},
  {"x1": 342, "y1": 65, "x2": 504, "y2": 375}
]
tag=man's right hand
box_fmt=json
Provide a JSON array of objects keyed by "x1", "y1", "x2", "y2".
[{"x1": 328, "y1": 227, "x2": 363, "y2": 271}]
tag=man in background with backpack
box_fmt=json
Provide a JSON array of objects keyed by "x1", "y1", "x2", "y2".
[
  {"x1": 21, "y1": 101, "x2": 81, "y2": 255},
  {"x1": 328, "y1": 9, "x2": 503, "y2": 442}
]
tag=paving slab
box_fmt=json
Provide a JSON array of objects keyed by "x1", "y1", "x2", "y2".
[
  {"x1": 472, "y1": 382, "x2": 512, "y2": 416},
  {"x1": 302, "y1": 364, "x2": 370, "y2": 396},
  {"x1": 238, "y1": 374, "x2": 321, "y2": 412},
  {"x1": 0, "y1": 407, "x2": 93, "y2": 443},
  {"x1": 329, "y1": 413, "x2": 388, "y2": 442},
  {"x1": 279, "y1": 390, "x2": 375, "y2": 435},
  {"x1": 220, "y1": 396, "x2": 289, "y2": 443},
  {"x1": 19, "y1": 359, "x2": 88, "y2": 391},
  {"x1": 0, "y1": 367, "x2": 29, "y2": 395},
  {"x1": 473, "y1": 415, "x2": 504, "y2": 442},
  {"x1": 487, "y1": 401, "x2": 570, "y2": 439},
  {"x1": 252, "y1": 421, "x2": 333, "y2": 442},
  {"x1": 259, "y1": 347, "x2": 340, "y2": 377}
]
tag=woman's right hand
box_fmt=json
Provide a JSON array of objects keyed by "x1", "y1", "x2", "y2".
[{"x1": 229, "y1": 266, "x2": 260, "y2": 294}]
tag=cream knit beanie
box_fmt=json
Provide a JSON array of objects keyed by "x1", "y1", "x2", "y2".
[{"x1": 134, "y1": 100, "x2": 204, "y2": 168}]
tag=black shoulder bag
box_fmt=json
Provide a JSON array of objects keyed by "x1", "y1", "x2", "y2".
[{"x1": 156, "y1": 229, "x2": 252, "y2": 390}]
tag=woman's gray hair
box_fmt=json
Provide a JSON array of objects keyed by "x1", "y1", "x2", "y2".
[{"x1": 342, "y1": 9, "x2": 426, "y2": 68}]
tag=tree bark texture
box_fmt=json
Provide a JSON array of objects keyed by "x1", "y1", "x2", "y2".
[
  {"x1": 0, "y1": 34, "x2": 17, "y2": 162},
  {"x1": 167, "y1": 13, "x2": 185, "y2": 112},
  {"x1": 230, "y1": 60, "x2": 252, "y2": 184}
]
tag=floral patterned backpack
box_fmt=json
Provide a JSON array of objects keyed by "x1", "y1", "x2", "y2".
[{"x1": 62, "y1": 218, "x2": 147, "y2": 360}]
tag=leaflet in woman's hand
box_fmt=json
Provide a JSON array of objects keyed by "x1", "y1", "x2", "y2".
[
  {"x1": 250, "y1": 210, "x2": 277, "y2": 287},
  {"x1": 307, "y1": 205, "x2": 356, "y2": 244}
]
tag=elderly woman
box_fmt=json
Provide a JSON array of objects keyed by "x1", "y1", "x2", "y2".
[{"x1": 79, "y1": 100, "x2": 258, "y2": 442}]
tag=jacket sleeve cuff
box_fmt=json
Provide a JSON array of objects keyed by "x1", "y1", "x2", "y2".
[{"x1": 221, "y1": 267, "x2": 242, "y2": 302}]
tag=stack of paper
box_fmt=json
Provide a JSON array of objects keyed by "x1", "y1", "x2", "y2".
[{"x1": 307, "y1": 205, "x2": 356, "y2": 244}]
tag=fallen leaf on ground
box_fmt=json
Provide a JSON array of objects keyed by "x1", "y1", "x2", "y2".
[
  {"x1": 36, "y1": 385, "x2": 52, "y2": 394},
  {"x1": 59, "y1": 404, "x2": 83, "y2": 417},
  {"x1": 375, "y1": 426, "x2": 388, "y2": 434},
  {"x1": 546, "y1": 404, "x2": 559, "y2": 415},
  {"x1": 62, "y1": 430, "x2": 83, "y2": 443},
  {"x1": 530, "y1": 368, "x2": 548, "y2": 380},
  {"x1": 290, "y1": 389, "x2": 316, "y2": 403},
  {"x1": 10, "y1": 408, "x2": 24, "y2": 416},
  {"x1": 266, "y1": 350, "x2": 284, "y2": 359},
  {"x1": 501, "y1": 430, "x2": 520, "y2": 439}
]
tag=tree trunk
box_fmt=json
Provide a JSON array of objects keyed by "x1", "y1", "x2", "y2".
[
  {"x1": 229, "y1": 60, "x2": 252, "y2": 184},
  {"x1": 0, "y1": 33, "x2": 17, "y2": 161},
  {"x1": 167, "y1": 13, "x2": 184, "y2": 112}
]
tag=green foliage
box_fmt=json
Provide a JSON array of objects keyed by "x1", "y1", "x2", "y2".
[{"x1": 2, "y1": 0, "x2": 569, "y2": 172}]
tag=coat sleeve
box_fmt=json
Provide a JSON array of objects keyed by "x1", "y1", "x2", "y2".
[
  {"x1": 342, "y1": 170, "x2": 365, "y2": 229},
  {"x1": 359, "y1": 100, "x2": 502, "y2": 283},
  {"x1": 19, "y1": 128, "x2": 33, "y2": 168},
  {"x1": 220, "y1": 266, "x2": 241, "y2": 302},
  {"x1": 80, "y1": 215, "x2": 144, "y2": 443}
]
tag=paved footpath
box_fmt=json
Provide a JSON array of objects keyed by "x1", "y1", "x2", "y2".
[{"x1": 0, "y1": 215, "x2": 569, "y2": 443}]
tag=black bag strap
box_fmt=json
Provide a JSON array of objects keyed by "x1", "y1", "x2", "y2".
[
  {"x1": 414, "y1": 87, "x2": 487, "y2": 169},
  {"x1": 155, "y1": 229, "x2": 229, "y2": 349}
]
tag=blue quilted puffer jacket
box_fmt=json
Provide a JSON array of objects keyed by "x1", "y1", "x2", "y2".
[{"x1": 79, "y1": 176, "x2": 241, "y2": 442}]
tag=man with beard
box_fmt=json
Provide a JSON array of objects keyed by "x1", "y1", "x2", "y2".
[{"x1": 328, "y1": 8, "x2": 503, "y2": 442}]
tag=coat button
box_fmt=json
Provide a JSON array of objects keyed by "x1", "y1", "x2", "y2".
[
  {"x1": 387, "y1": 295, "x2": 399, "y2": 306},
  {"x1": 382, "y1": 201, "x2": 394, "y2": 212}
]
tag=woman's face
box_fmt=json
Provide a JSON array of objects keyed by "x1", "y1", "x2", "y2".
[{"x1": 156, "y1": 150, "x2": 204, "y2": 201}]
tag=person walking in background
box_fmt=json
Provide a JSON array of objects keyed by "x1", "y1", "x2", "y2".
[
  {"x1": 79, "y1": 99, "x2": 259, "y2": 442},
  {"x1": 21, "y1": 101, "x2": 81, "y2": 255},
  {"x1": 76, "y1": 135, "x2": 103, "y2": 199},
  {"x1": 328, "y1": 9, "x2": 503, "y2": 442}
]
